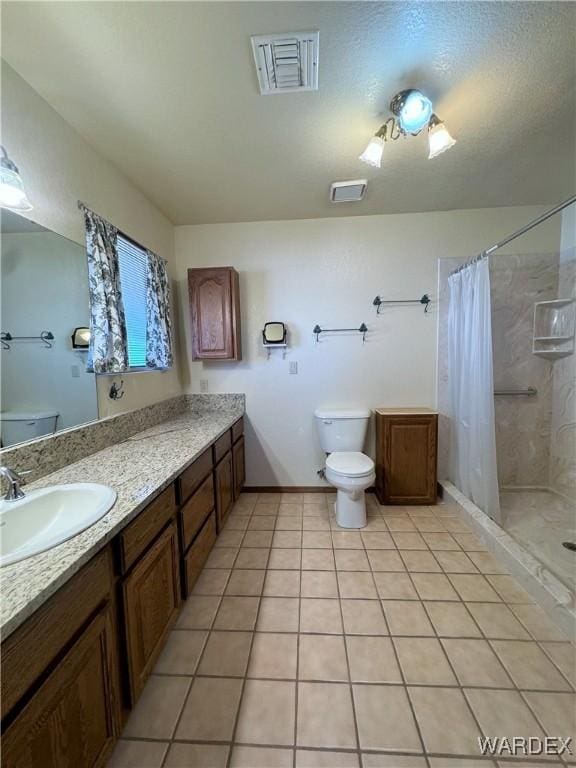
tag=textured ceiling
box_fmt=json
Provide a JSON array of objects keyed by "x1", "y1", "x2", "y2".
[{"x1": 2, "y1": 1, "x2": 575, "y2": 224}]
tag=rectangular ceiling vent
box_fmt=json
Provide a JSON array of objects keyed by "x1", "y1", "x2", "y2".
[
  {"x1": 251, "y1": 31, "x2": 319, "y2": 95},
  {"x1": 330, "y1": 180, "x2": 368, "y2": 203}
]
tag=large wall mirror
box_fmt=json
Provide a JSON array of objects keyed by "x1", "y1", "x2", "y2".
[{"x1": 1, "y1": 209, "x2": 98, "y2": 447}]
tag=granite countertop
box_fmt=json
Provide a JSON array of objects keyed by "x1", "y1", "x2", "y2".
[{"x1": 0, "y1": 405, "x2": 244, "y2": 639}]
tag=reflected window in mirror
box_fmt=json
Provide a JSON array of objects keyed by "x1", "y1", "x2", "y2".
[{"x1": 0, "y1": 209, "x2": 98, "y2": 447}]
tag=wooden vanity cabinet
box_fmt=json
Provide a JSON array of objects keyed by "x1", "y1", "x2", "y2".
[
  {"x1": 214, "y1": 450, "x2": 234, "y2": 529},
  {"x1": 375, "y1": 408, "x2": 438, "y2": 505},
  {"x1": 233, "y1": 435, "x2": 246, "y2": 500},
  {"x1": 188, "y1": 267, "x2": 242, "y2": 360}
]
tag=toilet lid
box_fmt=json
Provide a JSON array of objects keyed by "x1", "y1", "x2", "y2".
[{"x1": 326, "y1": 452, "x2": 374, "y2": 477}]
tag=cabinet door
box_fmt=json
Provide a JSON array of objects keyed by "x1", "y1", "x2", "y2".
[
  {"x1": 2, "y1": 605, "x2": 120, "y2": 768},
  {"x1": 378, "y1": 416, "x2": 437, "y2": 505},
  {"x1": 188, "y1": 267, "x2": 241, "y2": 360},
  {"x1": 233, "y1": 436, "x2": 245, "y2": 501},
  {"x1": 122, "y1": 522, "x2": 181, "y2": 704},
  {"x1": 214, "y1": 451, "x2": 234, "y2": 530}
]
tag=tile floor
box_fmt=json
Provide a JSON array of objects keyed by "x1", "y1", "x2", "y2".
[{"x1": 108, "y1": 492, "x2": 576, "y2": 768}]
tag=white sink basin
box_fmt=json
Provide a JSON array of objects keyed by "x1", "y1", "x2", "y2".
[{"x1": 0, "y1": 483, "x2": 116, "y2": 567}]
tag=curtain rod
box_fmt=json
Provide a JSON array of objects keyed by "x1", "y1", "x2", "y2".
[{"x1": 449, "y1": 194, "x2": 576, "y2": 276}]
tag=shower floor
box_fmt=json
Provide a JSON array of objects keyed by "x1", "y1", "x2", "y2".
[{"x1": 501, "y1": 489, "x2": 576, "y2": 591}]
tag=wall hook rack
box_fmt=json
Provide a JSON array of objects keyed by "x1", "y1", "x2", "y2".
[
  {"x1": 373, "y1": 294, "x2": 431, "y2": 314},
  {"x1": 1, "y1": 331, "x2": 55, "y2": 350},
  {"x1": 313, "y1": 323, "x2": 368, "y2": 343}
]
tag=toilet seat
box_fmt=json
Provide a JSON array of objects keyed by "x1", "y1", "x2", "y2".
[{"x1": 326, "y1": 451, "x2": 374, "y2": 478}]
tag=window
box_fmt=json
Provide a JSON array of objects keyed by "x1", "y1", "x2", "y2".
[{"x1": 117, "y1": 235, "x2": 148, "y2": 368}]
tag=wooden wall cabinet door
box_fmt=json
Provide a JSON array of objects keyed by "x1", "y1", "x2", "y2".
[
  {"x1": 233, "y1": 436, "x2": 245, "y2": 501},
  {"x1": 2, "y1": 605, "x2": 120, "y2": 768},
  {"x1": 122, "y1": 522, "x2": 181, "y2": 704},
  {"x1": 376, "y1": 411, "x2": 438, "y2": 505},
  {"x1": 188, "y1": 267, "x2": 242, "y2": 360},
  {"x1": 214, "y1": 451, "x2": 234, "y2": 530}
]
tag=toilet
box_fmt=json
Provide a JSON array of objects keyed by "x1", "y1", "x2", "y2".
[
  {"x1": 0, "y1": 410, "x2": 59, "y2": 447},
  {"x1": 314, "y1": 408, "x2": 375, "y2": 528}
]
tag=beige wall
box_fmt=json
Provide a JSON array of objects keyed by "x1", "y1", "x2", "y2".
[
  {"x1": 175, "y1": 206, "x2": 551, "y2": 487},
  {"x1": 1, "y1": 63, "x2": 183, "y2": 417}
]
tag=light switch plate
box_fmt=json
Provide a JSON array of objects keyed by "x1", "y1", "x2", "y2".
[
  {"x1": 200, "y1": 379, "x2": 209, "y2": 392},
  {"x1": 289, "y1": 361, "x2": 298, "y2": 374}
]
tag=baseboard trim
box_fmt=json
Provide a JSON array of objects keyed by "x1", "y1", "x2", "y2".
[{"x1": 243, "y1": 486, "x2": 377, "y2": 493}]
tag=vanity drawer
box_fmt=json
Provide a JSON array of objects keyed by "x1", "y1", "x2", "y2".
[
  {"x1": 213, "y1": 430, "x2": 232, "y2": 463},
  {"x1": 178, "y1": 447, "x2": 213, "y2": 505},
  {"x1": 118, "y1": 485, "x2": 177, "y2": 573},
  {"x1": 183, "y1": 511, "x2": 217, "y2": 595},
  {"x1": 232, "y1": 417, "x2": 244, "y2": 443},
  {"x1": 1, "y1": 547, "x2": 113, "y2": 721},
  {"x1": 180, "y1": 474, "x2": 215, "y2": 552}
]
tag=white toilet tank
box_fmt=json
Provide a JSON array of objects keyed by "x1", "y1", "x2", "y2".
[
  {"x1": 0, "y1": 411, "x2": 59, "y2": 447},
  {"x1": 314, "y1": 408, "x2": 371, "y2": 452}
]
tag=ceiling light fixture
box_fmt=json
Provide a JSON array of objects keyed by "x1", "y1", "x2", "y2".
[
  {"x1": 359, "y1": 89, "x2": 456, "y2": 168},
  {"x1": 0, "y1": 146, "x2": 33, "y2": 211}
]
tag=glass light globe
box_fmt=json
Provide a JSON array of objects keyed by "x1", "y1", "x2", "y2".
[
  {"x1": 428, "y1": 121, "x2": 457, "y2": 158},
  {"x1": 397, "y1": 90, "x2": 433, "y2": 134},
  {"x1": 0, "y1": 165, "x2": 33, "y2": 211},
  {"x1": 359, "y1": 136, "x2": 385, "y2": 168}
]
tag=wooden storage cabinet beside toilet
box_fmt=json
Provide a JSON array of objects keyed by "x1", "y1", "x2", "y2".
[
  {"x1": 0, "y1": 416, "x2": 245, "y2": 768},
  {"x1": 375, "y1": 408, "x2": 438, "y2": 505}
]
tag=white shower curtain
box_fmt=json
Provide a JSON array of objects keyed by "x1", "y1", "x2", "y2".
[{"x1": 448, "y1": 257, "x2": 501, "y2": 522}]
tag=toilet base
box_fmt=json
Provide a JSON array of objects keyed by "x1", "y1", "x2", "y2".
[{"x1": 334, "y1": 488, "x2": 367, "y2": 529}]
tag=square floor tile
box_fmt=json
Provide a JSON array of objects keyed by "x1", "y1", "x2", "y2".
[
  {"x1": 465, "y1": 603, "x2": 530, "y2": 639},
  {"x1": 385, "y1": 517, "x2": 417, "y2": 532},
  {"x1": 367, "y1": 550, "x2": 405, "y2": 571},
  {"x1": 540, "y1": 642, "x2": 576, "y2": 685},
  {"x1": 449, "y1": 574, "x2": 501, "y2": 602},
  {"x1": 303, "y1": 531, "x2": 333, "y2": 549},
  {"x1": 335, "y1": 549, "x2": 370, "y2": 571},
  {"x1": 466, "y1": 551, "x2": 508, "y2": 574},
  {"x1": 249, "y1": 516, "x2": 277, "y2": 531},
  {"x1": 411, "y1": 572, "x2": 459, "y2": 601},
  {"x1": 443, "y1": 519, "x2": 471, "y2": 534},
  {"x1": 353, "y1": 684, "x2": 422, "y2": 752},
  {"x1": 197, "y1": 631, "x2": 252, "y2": 676},
  {"x1": 123, "y1": 675, "x2": 190, "y2": 740},
  {"x1": 399, "y1": 550, "x2": 441, "y2": 573},
  {"x1": 231, "y1": 746, "x2": 293, "y2": 768},
  {"x1": 421, "y1": 532, "x2": 461, "y2": 550},
  {"x1": 391, "y1": 532, "x2": 428, "y2": 550},
  {"x1": 452, "y1": 533, "x2": 487, "y2": 551},
  {"x1": 509, "y1": 604, "x2": 568, "y2": 642},
  {"x1": 276, "y1": 516, "x2": 303, "y2": 531},
  {"x1": 347, "y1": 636, "x2": 402, "y2": 683},
  {"x1": 301, "y1": 549, "x2": 335, "y2": 570},
  {"x1": 424, "y1": 602, "x2": 481, "y2": 638},
  {"x1": 153, "y1": 630, "x2": 207, "y2": 675},
  {"x1": 434, "y1": 550, "x2": 478, "y2": 573},
  {"x1": 362, "y1": 756, "x2": 426, "y2": 768},
  {"x1": 412, "y1": 518, "x2": 447, "y2": 533},
  {"x1": 360, "y1": 532, "x2": 395, "y2": 549},
  {"x1": 491, "y1": 640, "x2": 571, "y2": 690},
  {"x1": 297, "y1": 682, "x2": 356, "y2": 749},
  {"x1": 248, "y1": 632, "x2": 298, "y2": 679},
  {"x1": 338, "y1": 571, "x2": 378, "y2": 598},
  {"x1": 273, "y1": 530, "x2": 302, "y2": 548},
  {"x1": 299, "y1": 634, "x2": 348, "y2": 681},
  {"x1": 108, "y1": 740, "x2": 169, "y2": 768},
  {"x1": 441, "y1": 638, "x2": 513, "y2": 687},
  {"x1": 257, "y1": 597, "x2": 299, "y2": 632},
  {"x1": 214, "y1": 596, "x2": 260, "y2": 630},
  {"x1": 394, "y1": 637, "x2": 456, "y2": 685},
  {"x1": 243, "y1": 531, "x2": 274, "y2": 548},
  {"x1": 192, "y1": 568, "x2": 230, "y2": 595},
  {"x1": 264, "y1": 570, "x2": 301, "y2": 597},
  {"x1": 341, "y1": 599, "x2": 388, "y2": 635},
  {"x1": 164, "y1": 743, "x2": 229, "y2": 768},
  {"x1": 253, "y1": 503, "x2": 280, "y2": 515},
  {"x1": 296, "y1": 750, "x2": 359, "y2": 767},
  {"x1": 236, "y1": 679, "x2": 296, "y2": 746},
  {"x1": 226, "y1": 569, "x2": 265, "y2": 596},
  {"x1": 301, "y1": 570, "x2": 339, "y2": 598},
  {"x1": 281, "y1": 493, "x2": 304, "y2": 503},
  {"x1": 374, "y1": 572, "x2": 418, "y2": 600},
  {"x1": 523, "y1": 691, "x2": 576, "y2": 743},
  {"x1": 268, "y1": 548, "x2": 301, "y2": 570},
  {"x1": 300, "y1": 598, "x2": 343, "y2": 634},
  {"x1": 382, "y1": 601, "x2": 434, "y2": 636},
  {"x1": 278, "y1": 505, "x2": 303, "y2": 517},
  {"x1": 175, "y1": 677, "x2": 243, "y2": 741},
  {"x1": 176, "y1": 595, "x2": 220, "y2": 630},
  {"x1": 216, "y1": 530, "x2": 245, "y2": 548},
  {"x1": 235, "y1": 548, "x2": 270, "y2": 569},
  {"x1": 485, "y1": 575, "x2": 534, "y2": 603},
  {"x1": 225, "y1": 516, "x2": 250, "y2": 531},
  {"x1": 465, "y1": 688, "x2": 545, "y2": 741},
  {"x1": 409, "y1": 686, "x2": 482, "y2": 755},
  {"x1": 363, "y1": 518, "x2": 389, "y2": 531},
  {"x1": 206, "y1": 547, "x2": 239, "y2": 568},
  {"x1": 303, "y1": 517, "x2": 330, "y2": 530}
]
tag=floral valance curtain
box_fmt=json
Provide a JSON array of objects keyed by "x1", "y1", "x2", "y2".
[
  {"x1": 145, "y1": 250, "x2": 173, "y2": 370},
  {"x1": 82, "y1": 206, "x2": 129, "y2": 373}
]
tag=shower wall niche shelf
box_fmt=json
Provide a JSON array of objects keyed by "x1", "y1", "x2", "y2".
[{"x1": 532, "y1": 299, "x2": 575, "y2": 358}]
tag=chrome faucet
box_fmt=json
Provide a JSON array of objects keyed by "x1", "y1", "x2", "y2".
[{"x1": 0, "y1": 466, "x2": 27, "y2": 501}]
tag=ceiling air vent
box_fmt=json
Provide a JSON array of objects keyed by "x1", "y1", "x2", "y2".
[
  {"x1": 251, "y1": 31, "x2": 319, "y2": 95},
  {"x1": 330, "y1": 180, "x2": 368, "y2": 203}
]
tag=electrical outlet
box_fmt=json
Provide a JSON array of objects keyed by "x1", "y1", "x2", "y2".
[
  {"x1": 70, "y1": 365, "x2": 80, "y2": 378},
  {"x1": 289, "y1": 361, "x2": 298, "y2": 375},
  {"x1": 200, "y1": 379, "x2": 209, "y2": 392}
]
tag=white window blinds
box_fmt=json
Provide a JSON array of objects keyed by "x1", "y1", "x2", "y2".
[{"x1": 117, "y1": 235, "x2": 148, "y2": 368}]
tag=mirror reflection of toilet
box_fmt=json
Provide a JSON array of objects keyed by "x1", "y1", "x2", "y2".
[{"x1": 314, "y1": 408, "x2": 375, "y2": 528}]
